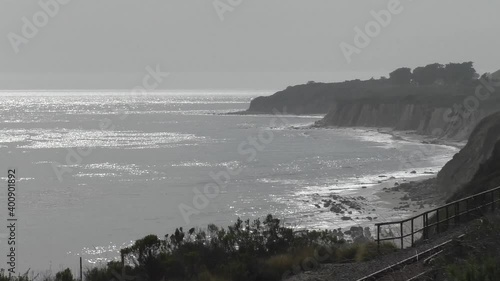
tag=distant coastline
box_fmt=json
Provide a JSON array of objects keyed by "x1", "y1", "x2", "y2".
[{"x1": 236, "y1": 64, "x2": 500, "y2": 143}]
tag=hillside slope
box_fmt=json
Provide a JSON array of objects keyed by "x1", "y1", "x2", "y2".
[
  {"x1": 447, "y1": 139, "x2": 500, "y2": 201},
  {"x1": 437, "y1": 112, "x2": 500, "y2": 195}
]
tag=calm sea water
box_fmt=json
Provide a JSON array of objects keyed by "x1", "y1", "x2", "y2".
[{"x1": 0, "y1": 91, "x2": 458, "y2": 273}]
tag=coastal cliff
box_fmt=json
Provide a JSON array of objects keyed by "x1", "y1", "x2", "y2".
[
  {"x1": 448, "y1": 140, "x2": 500, "y2": 201},
  {"x1": 247, "y1": 81, "x2": 500, "y2": 142},
  {"x1": 246, "y1": 67, "x2": 500, "y2": 141},
  {"x1": 437, "y1": 111, "x2": 500, "y2": 195},
  {"x1": 314, "y1": 101, "x2": 497, "y2": 141},
  {"x1": 247, "y1": 81, "x2": 479, "y2": 115},
  {"x1": 247, "y1": 81, "x2": 499, "y2": 141}
]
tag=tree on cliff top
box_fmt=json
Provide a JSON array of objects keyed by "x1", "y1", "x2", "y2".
[
  {"x1": 411, "y1": 62, "x2": 477, "y2": 85},
  {"x1": 389, "y1": 67, "x2": 412, "y2": 84},
  {"x1": 443, "y1": 62, "x2": 478, "y2": 84},
  {"x1": 412, "y1": 63, "x2": 445, "y2": 85}
]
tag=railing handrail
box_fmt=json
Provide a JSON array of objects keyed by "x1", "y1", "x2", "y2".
[
  {"x1": 375, "y1": 185, "x2": 500, "y2": 227},
  {"x1": 375, "y1": 185, "x2": 500, "y2": 250}
]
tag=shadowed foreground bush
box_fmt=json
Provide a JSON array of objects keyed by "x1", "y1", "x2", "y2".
[
  {"x1": 110, "y1": 215, "x2": 397, "y2": 281},
  {"x1": 114, "y1": 215, "x2": 348, "y2": 281},
  {"x1": 0, "y1": 268, "x2": 76, "y2": 281},
  {"x1": 354, "y1": 242, "x2": 398, "y2": 262},
  {"x1": 447, "y1": 257, "x2": 500, "y2": 281},
  {"x1": 428, "y1": 215, "x2": 500, "y2": 280},
  {"x1": 0, "y1": 215, "x2": 398, "y2": 281}
]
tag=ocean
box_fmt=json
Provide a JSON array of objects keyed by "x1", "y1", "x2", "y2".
[{"x1": 0, "y1": 91, "x2": 458, "y2": 273}]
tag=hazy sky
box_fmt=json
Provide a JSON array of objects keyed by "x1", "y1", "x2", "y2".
[{"x1": 1, "y1": 0, "x2": 499, "y2": 90}]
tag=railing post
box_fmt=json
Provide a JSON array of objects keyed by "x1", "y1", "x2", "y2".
[
  {"x1": 400, "y1": 222, "x2": 404, "y2": 249},
  {"x1": 465, "y1": 198, "x2": 469, "y2": 220},
  {"x1": 422, "y1": 214, "x2": 427, "y2": 240},
  {"x1": 436, "y1": 209, "x2": 440, "y2": 234},
  {"x1": 424, "y1": 212, "x2": 428, "y2": 240},
  {"x1": 492, "y1": 191, "x2": 495, "y2": 211},
  {"x1": 445, "y1": 205, "x2": 449, "y2": 228},
  {"x1": 80, "y1": 256, "x2": 83, "y2": 281},
  {"x1": 455, "y1": 202, "x2": 460, "y2": 224},
  {"x1": 411, "y1": 218, "x2": 414, "y2": 247},
  {"x1": 377, "y1": 224, "x2": 380, "y2": 252},
  {"x1": 483, "y1": 193, "x2": 487, "y2": 213}
]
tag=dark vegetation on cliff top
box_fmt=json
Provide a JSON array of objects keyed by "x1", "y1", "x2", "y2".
[{"x1": 246, "y1": 62, "x2": 498, "y2": 115}]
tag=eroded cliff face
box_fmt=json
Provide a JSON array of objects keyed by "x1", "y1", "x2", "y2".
[
  {"x1": 437, "y1": 112, "x2": 500, "y2": 195},
  {"x1": 315, "y1": 102, "x2": 495, "y2": 141},
  {"x1": 447, "y1": 140, "x2": 500, "y2": 201}
]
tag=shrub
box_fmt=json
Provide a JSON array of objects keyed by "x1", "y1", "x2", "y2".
[
  {"x1": 1, "y1": 214, "x2": 399, "y2": 281},
  {"x1": 116, "y1": 215, "x2": 348, "y2": 281},
  {"x1": 0, "y1": 269, "x2": 31, "y2": 281},
  {"x1": 336, "y1": 245, "x2": 359, "y2": 263},
  {"x1": 355, "y1": 242, "x2": 397, "y2": 262},
  {"x1": 447, "y1": 257, "x2": 500, "y2": 281},
  {"x1": 84, "y1": 267, "x2": 110, "y2": 281},
  {"x1": 55, "y1": 269, "x2": 74, "y2": 281},
  {"x1": 197, "y1": 269, "x2": 229, "y2": 281},
  {"x1": 264, "y1": 254, "x2": 295, "y2": 274}
]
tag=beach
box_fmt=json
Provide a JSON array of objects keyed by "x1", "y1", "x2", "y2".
[{"x1": 297, "y1": 126, "x2": 463, "y2": 242}]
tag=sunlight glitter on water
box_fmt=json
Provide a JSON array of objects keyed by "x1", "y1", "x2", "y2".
[{"x1": 0, "y1": 129, "x2": 209, "y2": 149}]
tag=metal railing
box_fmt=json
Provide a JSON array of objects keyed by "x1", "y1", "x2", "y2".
[{"x1": 375, "y1": 185, "x2": 500, "y2": 250}]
